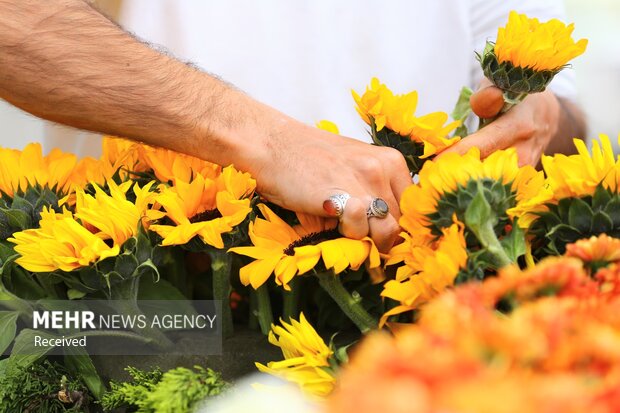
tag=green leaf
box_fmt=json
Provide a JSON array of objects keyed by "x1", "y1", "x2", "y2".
[
  {"x1": 8, "y1": 329, "x2": 57, "y2": 372},
  {"x1": 0, "y1": 311, "x2": 18, "y2": 354},
  {"x1": 67, "y1": 288, "x2": 87, "y2": 300},
  {"x1": 500, "y1": 222, "x2": 526, "y2": 262},
  {"x1": 568, "y1": 198, "x2": 594, "y2": 232},
  {"x1": 64, "y1": 349, "x2": 106, "y2": 400},
  {"x1": 4, "y1": 264, "x2": 46, "y2": 300},
  {"x1": 450, "y1": 86, "x2": 473, "y2": 137},
  {"x1": 138, "y1": 277, "x2": 188, "y2": 301}
]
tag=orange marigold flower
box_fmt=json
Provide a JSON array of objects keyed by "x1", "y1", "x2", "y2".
[{"x1": 566, "y1": 234, "x2": 620, "y2": 269}]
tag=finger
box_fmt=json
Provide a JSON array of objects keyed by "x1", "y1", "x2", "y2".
[
  {"x1": 514, "y1": 141, "x2": 542, "y2": 167},
  {"x1": 338, "y1": 197, "x2": 369, "y2": 240},
  {"x1": 382, "y1": 148, "x2": 414, "y2": 207},
  {"x1": 368, "y1": 214, "x2": 400, "y2": 253},
  {"x1": 438, "y1": 119, "x2": 514, "y2": 159},
  {"x1": 470, "y1": 85, "x2": 504, "y2": 119}
]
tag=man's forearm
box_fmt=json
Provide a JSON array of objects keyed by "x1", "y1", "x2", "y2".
[
  {"x1": 545, "y1": 96, "x2": 587, "y2": 156},
  {"x1": 0, "y1": 0, "x2": 273, "y2": 168}
]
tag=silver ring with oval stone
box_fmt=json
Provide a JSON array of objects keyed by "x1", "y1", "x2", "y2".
[{"x1": 367, "y1": 197, "x2": 389, "y2": 219}]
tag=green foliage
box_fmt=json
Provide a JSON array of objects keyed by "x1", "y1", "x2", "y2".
[
  {"x1": 0, "y1": 359, "x2": 89, "y2": 413},
  {"x1": 101, "y1": 365, "x2": 228, "y2": 413},
  {"x1": 101, "y1": 366, "x2": 163, "y2": 411}
]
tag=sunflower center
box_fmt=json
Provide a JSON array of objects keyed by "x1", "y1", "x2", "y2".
[
  {"x1": 426, "y1": 178, "x2": 516, "y2": 247},
  {"x1": 189, "y1": 208, "x2": 222, "y2": 223},
  {"x1": 283, "y1": 228, "x2": 341, "y2": 256}
]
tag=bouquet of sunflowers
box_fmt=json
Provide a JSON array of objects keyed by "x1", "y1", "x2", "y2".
[{"x1": 3, "y1": 9, "x2": 617, "y2": 413}]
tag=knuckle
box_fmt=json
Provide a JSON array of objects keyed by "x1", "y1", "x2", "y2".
[
  {"x1": 358, "y1": 156, "x2": 383, "y2": 175},
  {"x1": 381, "y1": 147, "x2": 403, "y2": 162},
  {"x1": 521, "y1": 124, "x2": 536, "y2": 140}
]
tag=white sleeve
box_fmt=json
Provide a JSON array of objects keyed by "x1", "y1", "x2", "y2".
[{"x1": 469, "y1": 0, "x2": 578, "y2": 102}]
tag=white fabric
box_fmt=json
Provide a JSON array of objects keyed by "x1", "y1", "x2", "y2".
[{"x1": 45, "y1": 0, "x2": 576, "y2": 155}]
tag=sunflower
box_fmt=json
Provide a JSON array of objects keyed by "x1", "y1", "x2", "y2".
[
  {"x1": 100, "y1": 136, "x2": 147, "y2": 173},
  {"x1": 8, "y1": 207, "x2": 120, "y2": 272},
  {"x1": 381, "y1": 223, "x2": 467, "y2": 323},
  {"x1": 352, "y1": 78, "x2": 460, "y2": 174},
  {"x1": 529, "y1": 135, "x2": 620, "y2": 256},
  {"x1": 73, "y1": 180, "x2": 157, "y2": 246},
  {"x1": 542, "y1": 135, "x2": 619, "y2": 201},
  {"x1": 399, "y1": 147, "x2": 550, "y2": 241},
  {"x1": 139, "y1": 142, "x2": 221, "y2": 184},
  {"x1": 495, "y1": 11, "x2": 588, "y2": 72},
  {"x1": 67, "y1": 136, "x2": 149, "y2": 189},
  {"x1": 149, "y1": 165, "x2": 255, "y2": 248},
  {"x1": 0, "y1": 143, "x2": 77, "y2": 197},
  {"x1": 256, "y1": 313, "x2": 336, "y2": 398},
  {"x1": 229, "y1": 204, "x2": 380, "y2": 291},
  {"x1": 478, "y1": 11, "x2": 587, "y2": 99}
]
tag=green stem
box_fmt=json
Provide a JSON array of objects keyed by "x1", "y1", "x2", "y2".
[
  {"x1": 248, "y1": 291, "x2": 259, "y2": 331},
  {"x1": 169, "y1": 247, "x2": 191, "y2": 298},
  {"x1": 111, "y1": 298, "x2": 174, "y2": 349},
  {"x1": 253, "y1": 284, "x2": 273, "y2": 336},
  {"x1": 106, "y1": 277, "x2": 174, "y2": 348},
  {"x1": 316, "y1": 272, "x2": 378, "y2": 334},
  {"x1": 282, "y1": 277, "x2": 301, "y2": 322},
  {"x1": 210, "y1": 250, "x2": 234, "y2": 338},
  {"x1": 475, "y1": 221, "x2": 513, "y2": 269}
]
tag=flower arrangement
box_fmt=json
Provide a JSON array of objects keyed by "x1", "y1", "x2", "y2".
[{"x1": 0, "y1": 9, "x2": 606, "y2": 413}]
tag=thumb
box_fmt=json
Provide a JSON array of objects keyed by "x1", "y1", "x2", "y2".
[{"x1": 470, "y1": 83, "x2": 504, "y2": 119}]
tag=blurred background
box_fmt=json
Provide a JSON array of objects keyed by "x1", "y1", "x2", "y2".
[{"x1": 0, "y1": 0, "x2": 618, "y2": 151}]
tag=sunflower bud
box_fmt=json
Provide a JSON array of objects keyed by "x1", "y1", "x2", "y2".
[
  {"x1": 477, "y1": 41, "x2": 557, "y2": 100},
  {"x1": 479, "y1": 11, "x2": 587, "y2": 105}
]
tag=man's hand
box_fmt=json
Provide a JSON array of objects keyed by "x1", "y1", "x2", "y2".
[
  {"x1": 440, "y1": 79, "x2": 586, "y2": 165},
  {"x1": 242, "y1": 115, "x2": 412, "y2": 253}
]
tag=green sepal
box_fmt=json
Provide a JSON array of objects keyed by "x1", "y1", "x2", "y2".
[
  {"x1": 528, "y1": 185, "x2": 620, "y2": 257},
  {"x1": 477, "y1": 41, "x2": 558, "y2": 95},
  {"x1": 370, "y1": 122, "x2": 426, "y2": 175}
]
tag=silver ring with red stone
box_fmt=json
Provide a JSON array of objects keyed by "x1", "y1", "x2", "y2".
[
  {"x1": 322, "y1": 193, "x2": 351, "y2": 219},
  {"x1": 367, "y1": 197, "x2": 389, "y2": 219}
]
